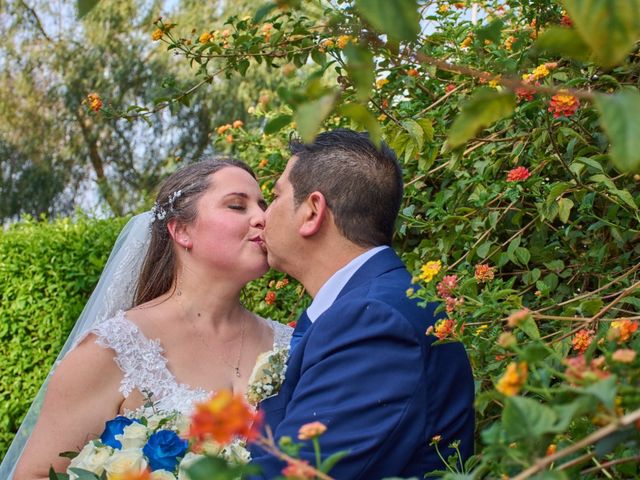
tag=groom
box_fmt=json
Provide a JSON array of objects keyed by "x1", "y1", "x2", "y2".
[{"x1": 251, "y1": 129, "x2": 474, "y2": 479}]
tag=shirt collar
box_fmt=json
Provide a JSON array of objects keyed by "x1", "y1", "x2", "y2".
[{"x1": 306, "y1": 246, "x2": 388, "y2": 322}]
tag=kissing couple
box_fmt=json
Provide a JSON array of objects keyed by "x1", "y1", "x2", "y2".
[{"x1": 6, "y1": 128, "x2": 474, "y2": 480}]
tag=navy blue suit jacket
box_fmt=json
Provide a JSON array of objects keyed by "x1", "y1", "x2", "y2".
[{"x1": 250, "y1": 248, "x2": 474, "y2": 479}]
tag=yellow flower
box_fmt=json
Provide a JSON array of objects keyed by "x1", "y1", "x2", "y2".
[
  {"x1": 376, "y1": 78, "x2": 389, "y2": 88},
  {"x1": 199, "y1": 31, "x2": 212, "y2": 43},
  {"x1": 419, "y1": 260, "x2": 442, "y2": 283},
  {"x1": 488, "y1": 76, "x2": 501, "y2": 88},
  {"x1": 504, "y1": 35, "x2": 515, "y2": 51},
  {"x1": 476, "y1": 324, "x2": 489, "y2": 335},
  {"x1": 336, "y1": 35, "x2": 352, "y2": 49},
  {"x1": 460, "y1": 35, "x2": 473, "y2": 49},
  {"x1": 378, "y1": 113, "x2": 388, "y2": 121},
  {"x1": 496, "y1": 362, "x2": 528, "y2": 396},
  {"x1": 531, "y1": 64, "x2": 550, "y2": 80},
  {"x1": 151, "y1": 29, "x2": 163, "y2": 41},
  {"x1": 439, "y1": 4, "x2": 449, "y2": 12}
]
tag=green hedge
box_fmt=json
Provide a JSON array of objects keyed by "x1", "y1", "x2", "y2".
[
  {"x1": 0, "y1": 214, "x2": 307, "y2": 460},
  {"x1": 0, "y1": 215, "x2": 129, "y2": 458}
]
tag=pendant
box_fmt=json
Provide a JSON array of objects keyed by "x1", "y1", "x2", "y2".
[{"x1": 235, "y1": 367, "x2": 241, "y2": 377}]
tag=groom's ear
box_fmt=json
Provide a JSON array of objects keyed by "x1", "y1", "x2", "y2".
[
  {"x1": 298, "y1": 191, "x2": 328, "y2": 238},
  {"x1": 167, "y1": 219, "x2": 193, "y2": 250}
]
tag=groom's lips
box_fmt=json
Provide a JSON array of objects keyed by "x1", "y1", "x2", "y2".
[{"x1": 250, "y1": 235, "x2": 267, "y2": 251}]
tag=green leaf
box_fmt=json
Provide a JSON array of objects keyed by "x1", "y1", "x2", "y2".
[
  {"x1": 67, "y1": 468, "x2": 100, "y2": 480},
  {"x1": 594, "y1": 89, "x2": 640, "y2": 172},
  {"x1": 557, "y1": 197, "x2": 574, "y2": 223},
  {"x1": 77, "y1": 0, "x2": 100, "y2": 19},
  {"x1": 49, "y1": 466, "x2": 69, "y2": 480},
  {"x1": 416, "y1": 118, "x2": 434, "y2": 142},
  {"x1": 533, "y1": 26, "x2": 591, "y2": 61},
  {"x1": 518, "y1": 314, "x2": 540, "y2": 340},
  {"x1": 264, "y1": 114, "x2": 293, "y2": 135},
  {"x1": 530, "y1": 472, "x2": 569, "y2": 480},
  {"x1": 503, "y1": 396, "x2": 558, "y2": 440},
  {"x1": 581, "y1": 375, "x2": 618, "y2": 410},
  {"x1": 338, "y1": 103, "x2": 382, "y2": 146},
  {"x1": 563, "y1": 0, "x2": 640, "y2": 68},
  {"x1": 354, "y1": 0, "x2": 420, "y2": 42},
  {"x1": 402, "y1": 119, "x2": 424, "y2": 152},
  {"x1": 294, "y1": 93, "x2": 338, "y2": 143},
  {"x1": 515, "y1": 247, "x2": 531, "y2": 266},
  {"x1": 477, "y1": 241, "x2": 492, "y2": 259},
  {"x1": 319, "y1": 450, "x2": 350, "y2": 473},
  {"x1": 476, "y1": 19, "x2": 504, "y2": 44},
  {"x1": 344, "y1": 44, "x2": 375, "y2": 102},
  {"x1": 253, "y1": 2, "x2": 277, "y2": 23},
  {"x1": 446, "y1": 89, "x2": 516, "y2": 150}
]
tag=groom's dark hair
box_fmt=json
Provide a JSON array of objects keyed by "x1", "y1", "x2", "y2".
[{"x1": 289, "y1": 128, "x2": 403, "y2": 247}]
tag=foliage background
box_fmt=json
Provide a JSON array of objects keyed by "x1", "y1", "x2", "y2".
[{"x1": 2, "y1": 0, "x2": 640, "y2": 478}]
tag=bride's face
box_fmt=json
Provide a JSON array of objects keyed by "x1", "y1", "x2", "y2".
[{"x1": 186, "y1": 166, "x2": 268, "y2": 281}]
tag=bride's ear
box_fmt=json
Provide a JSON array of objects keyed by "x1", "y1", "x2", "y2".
[
  {"x1": 167, "y1": 219, "x2": 193, "y2": 250},
  {"x1": 299, "y1": 191, "x2": 328, "y2": 237}
]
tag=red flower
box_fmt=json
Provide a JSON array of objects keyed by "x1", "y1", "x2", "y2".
[
  {"x1": 265, "y1": 291, "x2": 276, "y2": 305},
  {"x1": 560, "y1": 14, "x2": 573, "y2": 27},
  {"x1": 506, "y1": 166, "x2": 530, "y2": 182},
  {"x1": 188, "y1": 391, "x2": 262, "y2": 447},
  {"x1": 571, "y1": 329, "x2": 594, "y2": 354},
  {"x1": 548, "y1": 92, "x2": 580, "y2": 118},
  {"x1": 445, "y1": 84, "x2": 456, "y2": 93},
  {"x1": 515, "y1": 86, "x2": 536, "y2": 102},
  {"x1": 287, "y1": 320, "x2": 297, "y2": 328}
]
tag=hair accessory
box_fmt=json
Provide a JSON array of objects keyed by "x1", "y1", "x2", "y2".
[{"x1": 151, "y1": 189, "x2": 183, "y2": 222}]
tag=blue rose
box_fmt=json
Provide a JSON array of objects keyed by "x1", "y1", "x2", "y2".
[
  {"x1": 143, "y1": 429, "x2": 188, "y2": 472},
  {"x1": 100, "y1": 416, "x2": 140, "y2": 449}
]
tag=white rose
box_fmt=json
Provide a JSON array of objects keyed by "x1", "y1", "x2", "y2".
[
  {"x1": 116, "y1": 422, "x2": 149, "y2": 449},
  {"x1": 178, "y1": 452, "x2": 206, "y2": 480},
  {"x1": 151, "y1": 470, "x2": 177, "y2": 480},
  {"x1": 222, "y1": 440, "x2": 251, "y2": 465},
  {"x1": 67, "y1": 441, "x2": 112, "y2": 479},
  {"x1": 248, "y1": 350, "x2": 273, "y2": 387},
  {"x1": 104, "y1": 448, "x2": 148, "y2": 478},
  {"x1": 146, "y1": 413, "x2": 164, "y2": 431},
  {"x1": 174, "y1": 413, "x2": 191, "y2": 436}
]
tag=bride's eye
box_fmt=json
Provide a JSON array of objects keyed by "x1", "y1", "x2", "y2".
[{"x1": 229, "y1": 204, "x2": 246, "y2": 211}]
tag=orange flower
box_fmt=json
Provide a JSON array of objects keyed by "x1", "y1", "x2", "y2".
[
  {"x1": 225, "y1": 134, "x2": 234, "y2": 144},
  {"x1": 560, "y1": 13, "x2": 573, "y2": 27},
  {"x1": 217, "y1": 124, "x2": 232, "y2": 134},
  {"x1": 109, "y1": 470, "x2": 151, "y2": 480},
  {"x1": 151, "y1": 29, "x2": 163, "y2": 41},
  {"x1": 548, "y1": 91, "x2": 580, "y2": 118},
  {"x1": 232, "y1": 120, "x2": 244, "y2": 128},
  {"x1": 609, "y1": 319, "x2": 638, "y2": 342},
  {"x1": 445, "y1": 84, "x2": 456, "y2": 94},
  {"x1": 282, "y1": 459, "x2": 316, "y2": 479},
  {"x1": 298, "y1": 421, "x2": 327, "y2": 440},
  {"x1": 188, "y1": 390, "x2": 261, "y2": 447},
  {"x1": 612, "y1": 348, "x2": 636, "y2": 363},
  {"x1": 444, "y1": 296, "x2": 464, "y2": 313},
  {"x1": 199, "y1": 31, "x2": 212, "y2": 43},
  {"x1": 87, "y1": 93, "x2": 103, "y2": 112},
  {"x1": 406, "y1": 68, "x2": 419, "y2": 77},
  {"x1": 275, "y1": 278, "x2": 289, "y2": 289},
  {"x1": 516, "y1": 85, "x2": 536, "y2": 102},
  {"x1": 546, "y1": 444, "x2": 557, "y2": 456},
  {"x1": 432, "y1": 319, "x2": 455, "y2": 340},
  {"x1": 258, "y1": 158, "x2": 268, "y2": 169},
  {"x1": 474, "y1": 263, "x2": 495, "y2": 282},
  {"x1": 460, "y1": 35, "x2": 473, "y2": 49},
  {"x1": 506, "y1": 166, "x2": 530, "y2": 182},
  {"x1": 498, "y1": 332, "x2": 516, "y2": 348},
  {"x1": 265, "y1": 291, "x2": 276, "y2": 305},
  {"x1": 504, "y1": 35, "x2": 515, "y2": 51},
  {"x1": 571, "y1": 329, "x2": 594, "y2": 354},
  {"x1": 496, "y1": 361, "x2": 527, "y2": 396},
  {"x1": 336, "y1": 35, "x2": 353, "y2": 49}
]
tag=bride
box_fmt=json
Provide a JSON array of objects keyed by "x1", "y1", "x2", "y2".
[{"x1": 6, "y1": 158, "x2": 291, "y2": 479}]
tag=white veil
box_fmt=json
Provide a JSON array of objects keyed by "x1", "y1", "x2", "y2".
[{"x1": 0, "y1": 212, "x2": 153, "y2": 478}]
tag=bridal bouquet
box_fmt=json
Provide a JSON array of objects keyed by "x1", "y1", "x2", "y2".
[{"x1": 246, "y1": 345, "x2": 289, "y2": 406}]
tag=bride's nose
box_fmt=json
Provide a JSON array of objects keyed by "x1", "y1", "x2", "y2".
[{"x1": 250, "y1": 209, "x2": 265, "y2": 229}]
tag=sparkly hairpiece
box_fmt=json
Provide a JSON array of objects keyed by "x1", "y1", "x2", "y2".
[{"x1": 151, "y1": 189, "x2": 183, "y2": 222}]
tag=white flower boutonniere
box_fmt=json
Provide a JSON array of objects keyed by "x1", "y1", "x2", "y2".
[{"x1": 246, "y1": 346, "x2": 289, "y2": 406}]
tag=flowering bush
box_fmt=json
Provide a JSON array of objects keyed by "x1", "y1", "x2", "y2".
[{"x1": 86, "y1": 0, "x2": 640, "y2": 477}]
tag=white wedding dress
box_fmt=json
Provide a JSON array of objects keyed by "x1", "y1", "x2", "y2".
[{"x1": 86, "y1": 310, "x2": 292, "y2": 414}]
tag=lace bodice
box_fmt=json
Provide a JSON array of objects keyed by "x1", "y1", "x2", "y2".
[{"x1": 88, "y1": 310, "x2": 292, "y2": 414}]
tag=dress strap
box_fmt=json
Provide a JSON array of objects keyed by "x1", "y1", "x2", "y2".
[{"x1": 89, "y1": 311, "x2": 174, "y2": 398}]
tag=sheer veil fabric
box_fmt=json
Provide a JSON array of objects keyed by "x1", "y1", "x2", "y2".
[{"x1": 0, "y1": 213, "x2": 153, "y2": 479}]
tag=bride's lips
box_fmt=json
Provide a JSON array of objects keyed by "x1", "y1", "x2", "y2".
[{"x1": 250, "y1": 235, "x2": 267, "y2": 252}]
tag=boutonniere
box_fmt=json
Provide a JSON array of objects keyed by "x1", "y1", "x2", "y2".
[{"x1": 246, "y1": 346, "x2": 289, "y2": 406}]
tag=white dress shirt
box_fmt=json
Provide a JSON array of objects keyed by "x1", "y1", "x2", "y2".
[{"x1": 306, "y1": 246, "x2": 388, "y2": 322}]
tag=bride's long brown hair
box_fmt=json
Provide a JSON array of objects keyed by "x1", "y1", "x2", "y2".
[{"x1": 133, "y1": 158, "x2": 256, "y2": 306}]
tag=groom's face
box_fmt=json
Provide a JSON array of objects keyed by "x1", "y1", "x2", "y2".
[{"x1": 263, "y1": 157, "x2": 300, "y2": 273}]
